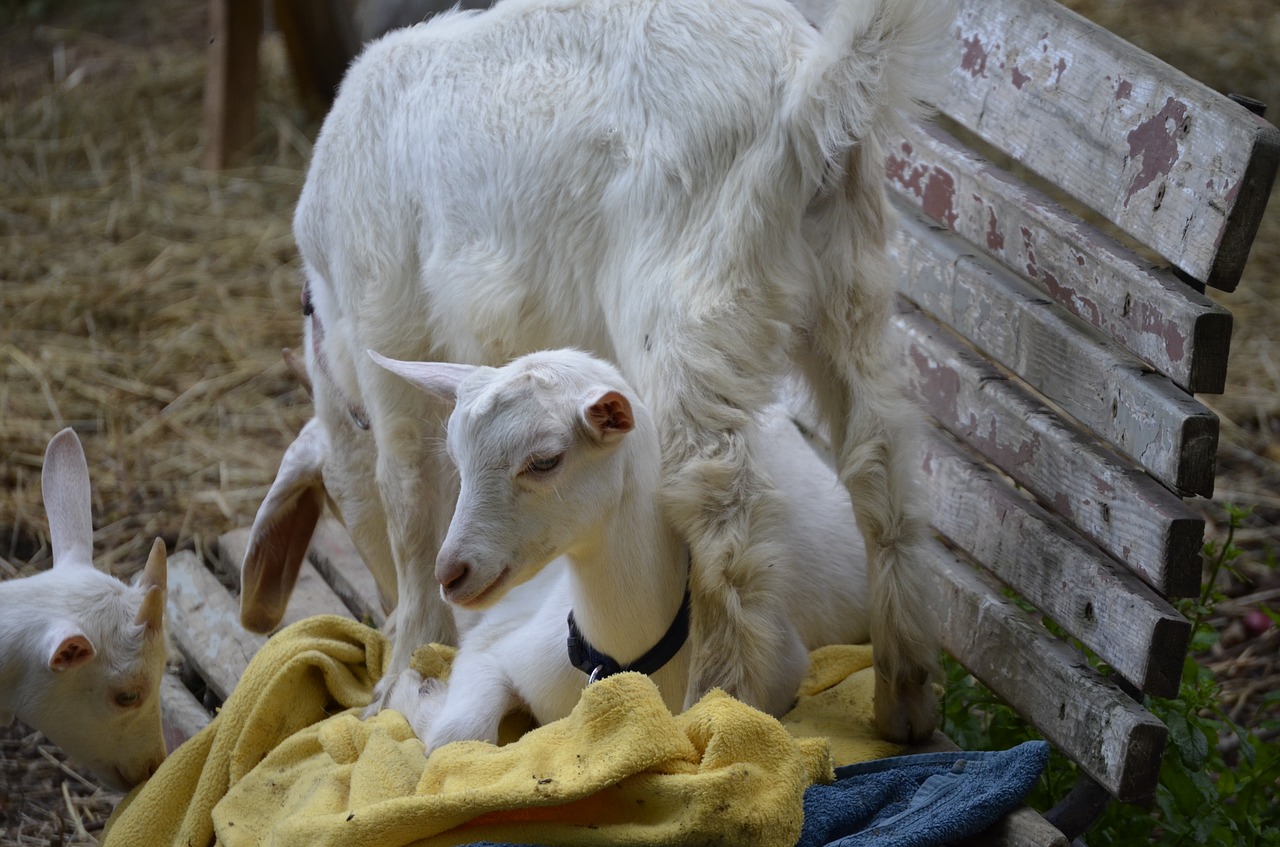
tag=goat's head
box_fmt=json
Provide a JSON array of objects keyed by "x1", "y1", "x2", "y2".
[
  {"x1": 370, "y1": 349, "x2": 644, "y2": 609},
  {"x1": 19, "y1": 429, "x2": 170, "y2": 792}
]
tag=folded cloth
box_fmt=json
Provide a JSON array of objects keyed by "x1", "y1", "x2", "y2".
[
  {"x1": 109, "y1": 615, "x2": 913, "y2": 847},
  {"x1": 796, "y1": 741, "x2": 1050, "y2": 847}
]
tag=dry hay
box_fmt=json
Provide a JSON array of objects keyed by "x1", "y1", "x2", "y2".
[
  {"x1": 1, "y1": 0, "x2": 1279, "y2": 843},
  {"x1": 1, "y1": 0, "x2": 313, "y2": 578}
]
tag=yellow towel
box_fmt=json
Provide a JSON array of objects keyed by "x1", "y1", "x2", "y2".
[{"x1": 105, "y1": 615, "x2": 900, "y2": 847}]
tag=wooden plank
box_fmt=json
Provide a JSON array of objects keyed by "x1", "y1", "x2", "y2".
[
  {"x1": 960, "y1": 809, "x2": 1070, "y2": 847},
  {"x1": 214, "y1": 527, "x2": 355, "y2": 627},
  {"x1": 160, "y1": 672, "x2": 212, "y2": 753},
  {"x1": 885, "y1": 119, "x2": 1234, "y2": 393},
  {"x1": 166, "y1": 550, "x2": 265, "y2": 701},
  {"x1": 927, "y1": 539, "x2": 1169, "y2": 803},
  {"x1": 890, "y1": 204, "x2": 1219, "y2": 497},
  {"x1": 894, "y1": 307, "x2": 1203, "y2": 598},
  {"x1": 941, "y1": 0, "x2": 1280, "y2": 290},
  {"x1": 307, "y1": 517, "x2": 389, "y2": 628},
  {"x1": 919, "y1": 428, "x2": 1189, "y2": 697},
  {"x1": 200, "y1": 0, "x2": 264, "y2": 169}
]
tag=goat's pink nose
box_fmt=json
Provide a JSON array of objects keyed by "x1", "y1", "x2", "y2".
[{"x1": 437, "y1": 559, "x2": 471, "y2": 594}]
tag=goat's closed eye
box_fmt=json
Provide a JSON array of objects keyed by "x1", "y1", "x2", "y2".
[
  {"x1": 521, "y1": 453, "x2": 563, "y2": 476},
  {"x1": 114, "y1": 689, "x2": 141, "y2": 707}
]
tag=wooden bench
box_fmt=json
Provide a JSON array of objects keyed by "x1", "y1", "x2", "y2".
[
  {"x1": 879, "y1": 0, "x2": 1279, "y2": 841},
  {"x1": 166, "y1": 0, "x2": 1280, "y2": 843}
]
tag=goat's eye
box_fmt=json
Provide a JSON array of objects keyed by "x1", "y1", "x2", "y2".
[
  {"x1": 522, "y1": 453, "x2": 563, "y2": 475},
  {"x1": 115, "y1": 690, "x2": 141, "y2": 707}
]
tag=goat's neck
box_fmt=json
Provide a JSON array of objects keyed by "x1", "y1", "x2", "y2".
[{"x1": 562, "y1": 479, "x2": 687, "y2": 667}]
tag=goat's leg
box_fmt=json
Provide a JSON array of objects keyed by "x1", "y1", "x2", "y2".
[
  {"x1": 421, "y1": 655, "x2": 516, "y2": 754},
  {"x1": 364, "y1": 401, "x2": 459, "y2": 712},
  {"x1": 797, "y1": 303, "x2": 940, "y2": 745},
  {"x1": 620, "y1": 295, "x2": 809, "y2": 717}
]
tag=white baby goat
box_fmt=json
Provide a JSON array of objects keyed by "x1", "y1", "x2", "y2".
[
  {"x1": 0, "y1": 429, "x2": 169, "y2": 791},
  {"x1": 241, "y1": 0, "x2": 951, "y2": 742},
  {"x1": 372, "y1": 349, "x2": 871, "y2": 749}
]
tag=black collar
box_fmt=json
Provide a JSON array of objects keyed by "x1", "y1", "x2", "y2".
[{"x1": 566, "y1": 588, "x2": 691, "y2": 684}]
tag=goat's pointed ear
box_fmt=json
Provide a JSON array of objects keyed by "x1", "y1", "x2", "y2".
[
  {"x1": 584, "y1": 391, "x2": 634, "y2": 443},
  {"x1": 241, "y1": 418, "x2": 328, "y2": 634},
  {"x1": 138, "y1": 537, "x2": 167, "y2": 592},
  {"x1": 42, "y1": 428, "x2": 95, "y2": 570},
  {"x1": 134, "y1": 538, "x2": 167, "y2": 634},
  {"x1": 47, "y1": 623, "x2": 96, "y2": 671},
  {"x1": 367, "y1": 351, "x2": 473, "y2": 403}
]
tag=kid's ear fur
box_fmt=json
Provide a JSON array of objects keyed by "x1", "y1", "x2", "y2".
[{"x1": 367, "y1": 350, "x2": 476, "y2": 403}]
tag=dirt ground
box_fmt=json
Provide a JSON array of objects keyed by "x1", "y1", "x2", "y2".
[{"x1": 1, "y1": 0, "x2": 1278, "y2": 843}]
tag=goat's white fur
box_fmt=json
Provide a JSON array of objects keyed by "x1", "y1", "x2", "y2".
[
  {"x1": 243, "y1": 0, "x2": 951, "y2": 741},
  {"x1": 0, "y1": 429, "x2": 169, "y2": 791},
  {"x1": 372, "y1": 349, "x2": 871, "y2": 750}
]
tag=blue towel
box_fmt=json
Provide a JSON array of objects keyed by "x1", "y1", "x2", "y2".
[
  {"x1": 797, "y1": 741, "x2": 1050, "y2": 847},
  {"x1": 464, "y1": 741, "x2": 1049, "y2": 847}
]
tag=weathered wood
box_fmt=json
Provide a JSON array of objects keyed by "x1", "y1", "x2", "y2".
[
  {"x1": 927, "y1": 539, "x2": 1168, "y2": 803},
  {"x1": 200, "y1": 0, "x2": 264, "y2": 169},
  {"x1": 885, "y1": 119, "x2": 1234, "y2": 393},
  {"x1": 959, "y1": 807, "x2": 1070, "y2": 847},
  {"x1": 941, "y1": 0, "x2": 1280, "y2": 290},
  {"x1": 919, "y1": 428, "x2": 1189, "y2": 697},
  {"x1": 160, "y1": 672, "x2": 212, "y2": 753},
  {"x1": 894, "y1": 306, "x2": 1203, "y2": 598},
  {"x1": 214, "y1": 527, "x2": 354, "y2": 627},
  {"x1": 307, "y1": 517, "x2": 389, "y2": 628},
  {"x1": 166, "y1": 550, "x2": 266, "y2": 701},
  {"x1": 890, "y1": 204, "x2": 1218, "y2": 497}
]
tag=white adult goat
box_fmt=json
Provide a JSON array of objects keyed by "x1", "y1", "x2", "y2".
[
  {"x1": 372, "y1": 348, "x2": 870, "y2": 749},
  {"x1": 0, "y1": 429, "x2": 169, "y2": 791},
  {"x1": 242, "y1": 0, "x2": 950, "y2": 741}
]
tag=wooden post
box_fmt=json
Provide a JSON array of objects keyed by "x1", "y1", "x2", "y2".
[
  {"x1": 201, "y1": 0, "x2": 264, "y2": 169},
  {"x1": 273, "y1": 0, "x2": 361, "y2": 120}
]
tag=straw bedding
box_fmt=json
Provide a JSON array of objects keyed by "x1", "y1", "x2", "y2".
[{"x1": 1, "y1": 0, "x2": 1277, "y2": 843}]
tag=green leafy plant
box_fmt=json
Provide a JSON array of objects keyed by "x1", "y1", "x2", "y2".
[{"x1": 941, "y1": 504, "x2": 1280, "y2": 845}]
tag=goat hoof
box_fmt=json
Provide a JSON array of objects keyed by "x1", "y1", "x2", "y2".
[{"x1": 873, "y1": 671, "x2": 939, "y2": 745}]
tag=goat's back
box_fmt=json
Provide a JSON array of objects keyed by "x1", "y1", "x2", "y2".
[{"x1": 296, "y1": 0, "x2": 825, "y2": 366}]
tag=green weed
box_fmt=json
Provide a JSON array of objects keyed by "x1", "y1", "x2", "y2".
[{"x1": 941, "y1": 504, "x2": 1280, "y2": 845}]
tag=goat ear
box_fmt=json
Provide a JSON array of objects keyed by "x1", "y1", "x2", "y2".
[
  {"x1": 134, "y1": 538, "x2": 167, "y2": 634},
  {"x1": 584, "y1": 391, "x2": 634, "y2": 442},
  {"x1": 240, "y1": 418, "x2": 328, "y2": 633},
  {"x1": 367, "y1": 350, "x2": 474, "y2": 403},
  {"x1": 134, "y1": 585, "x2": 165, "y2": 635},
  {"x1": 47, "y1": 623, "x2": 96, "y2": 671},
  {"x1": 42, "y1": 429, "x2": 96, "y2": 570},
  {"x1": 138, "y1": 537, "x2": 167, "y2": 592}
]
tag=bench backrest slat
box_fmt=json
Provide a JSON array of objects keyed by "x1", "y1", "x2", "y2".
[
  {"x1": 891, "y1": 207, "x2": 1218, "y2": 496},
  {"x1": 876, "y1": 0, "x2": 1279, "y2": 817},
  {"x1": 919, "y1": 428, "x2": 1189, "y2": 698},
  {"x1": 941, "y1": 0, "x2": 1280, "y2": 290},
  {"x1": 887, "y1": 119, "x2": 1234, "y2": 393},
  {"x1": 928, "y1": 539, "x2": 1168, "y2": 802},
  {"x1": 894, "y1": 308, "x2": 1203, "y2": 598}
]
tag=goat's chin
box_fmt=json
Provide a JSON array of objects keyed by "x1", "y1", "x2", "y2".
[{"x1": 445, "y1": 567, "x2": 511, "y2": 610}]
